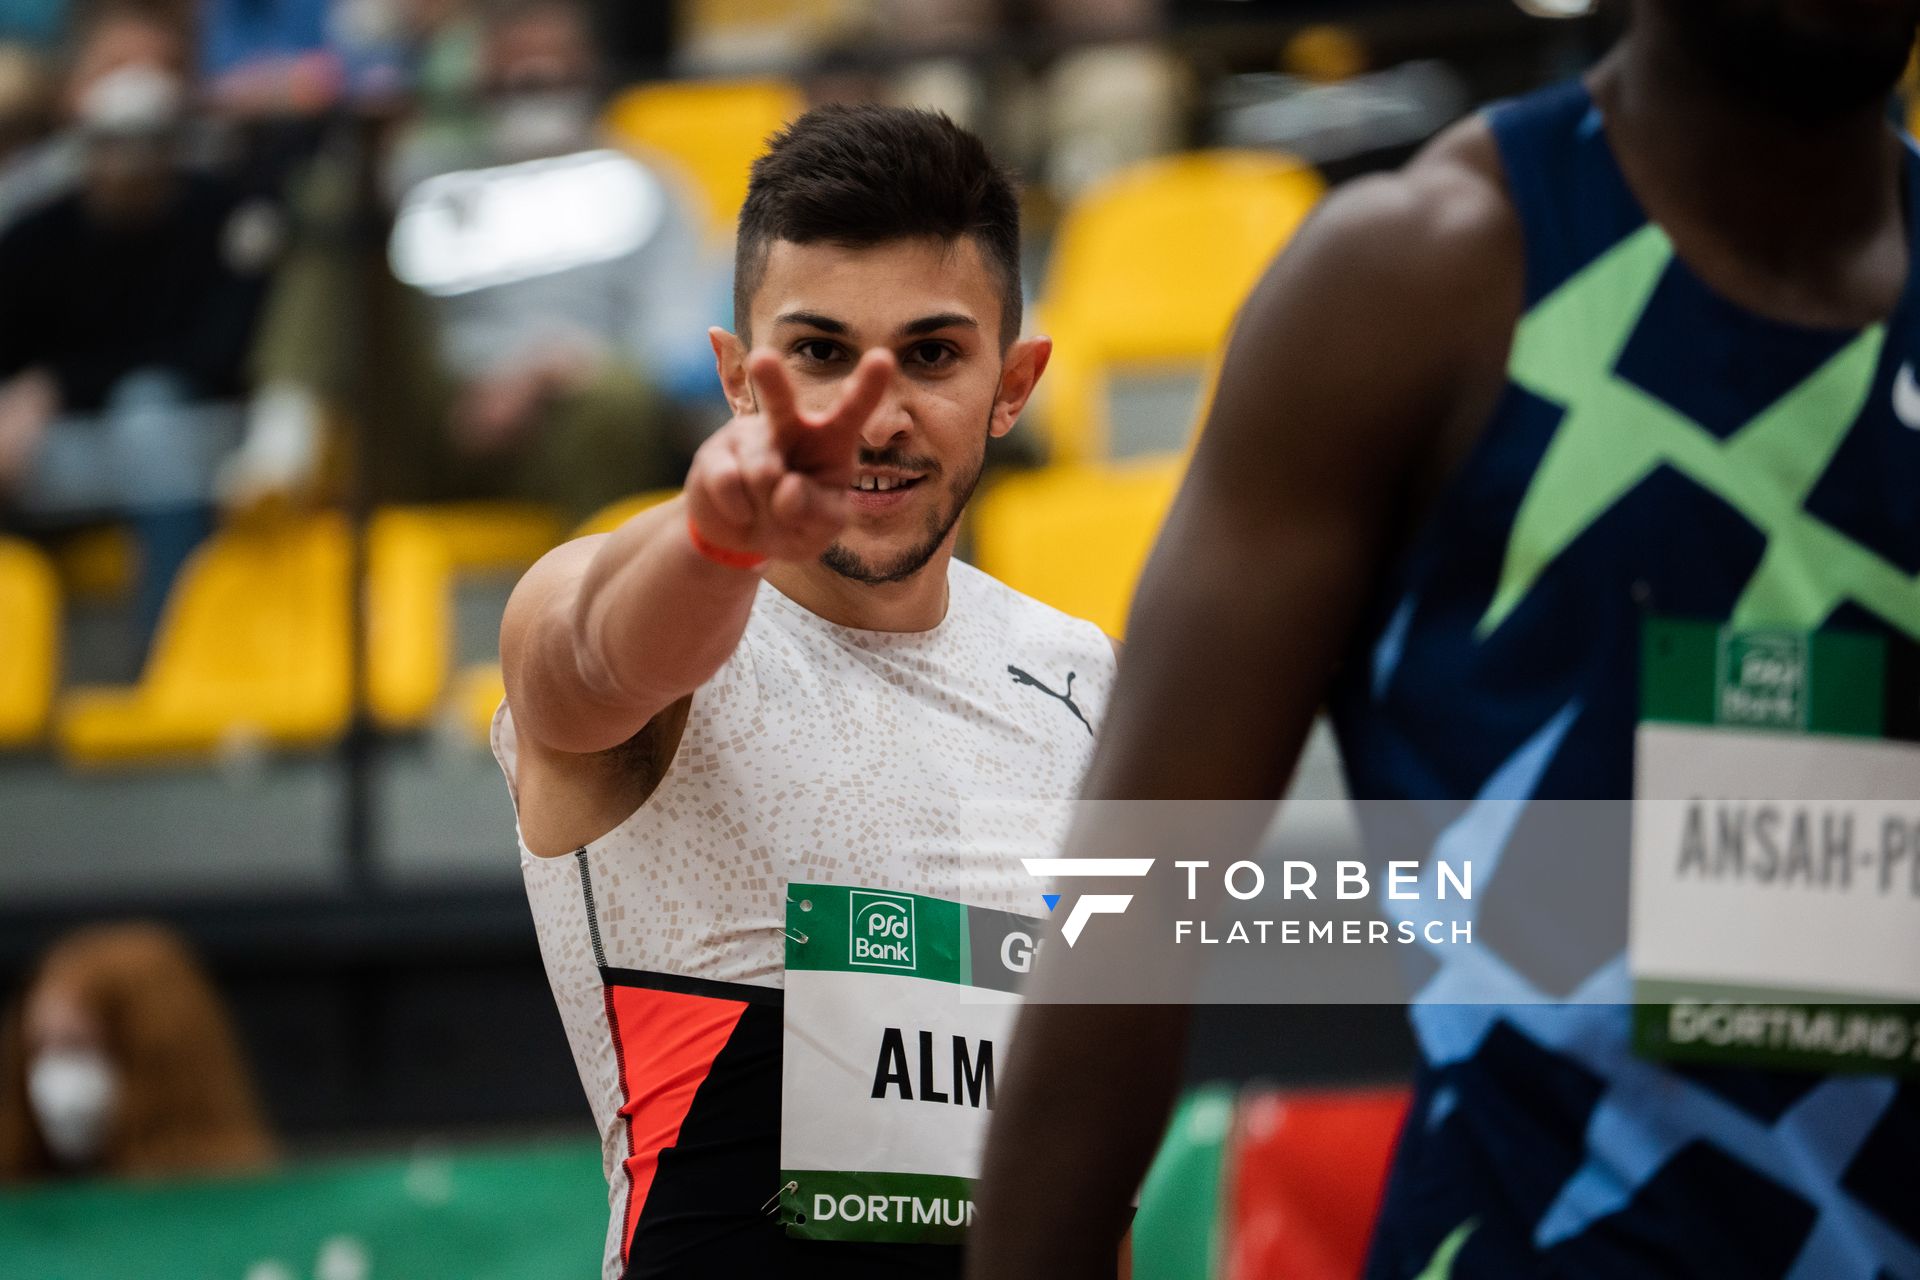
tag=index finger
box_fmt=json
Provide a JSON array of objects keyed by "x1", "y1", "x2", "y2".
[
  {"x1": 769, "y1": 347, "x2": 896, "y2": 467},
  {"x1": 818, "y1": 347, "x2": 897, "y2": 435},
  {"x1": 780, "y1": 348, "x2": 896, "y2": 482},
  {"x1": 745, "y1": 348, "x2": 802, "y2": 435}
]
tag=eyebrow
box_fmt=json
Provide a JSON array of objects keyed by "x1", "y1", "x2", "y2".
[
  {"x1": 901, "y1": 312, "x2": 977, "y2": 337},
  {"x1": 770, "y1": 311, "x2": 979, "y2": 338},
  {"x1": 773, "y1": 311, "x2": 848, "y2": 334}
]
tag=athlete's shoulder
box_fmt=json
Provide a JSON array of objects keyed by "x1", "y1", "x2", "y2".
[
  {"x1": 951, "y1": 557, "x2": 1067, "y2": 624},
  {"x1": 952, "y1": 560, "x2": 1114, "y2": 663},
  {"x1": 1210, "y1": 110, "x2": 1523, "y2": 455},
  {"x1": 1273, "y1": 111, "x2": 1521, "y2": 321}
]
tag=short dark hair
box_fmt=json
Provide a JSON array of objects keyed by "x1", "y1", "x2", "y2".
[{"x1": 734, "y1": 104, "x2": 1022, "y2": 345}]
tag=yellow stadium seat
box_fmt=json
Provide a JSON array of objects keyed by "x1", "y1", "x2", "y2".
[
  {"x1": 572, "y1": 489, "x2": 679, "y2": 539},
  {"x1": 0, "y1": 538, "x2": 60, "y2": 747},
  {"x1": 1036, "y1": 151, "x2": 1325, "y2": 463},
  {"x1": 970, "y1": 457, "x2": 1185, "y2": 638},
  {"x1": 454, "y1": 662, "x2": 508, "y2": 745},
  {"x1": 365, "y1": 510, "x2": 454, "y2": 733},
  {"x1": 57, "y1": 513, "x2": 352, "y2": 765},
  {"x1": 365, "y1": 503, "x2": 565, "y2": 732},
  {"x1": 53, "y1": 524, "x2": 134, "y2": 601},
  {"x1": 455, "y1": 491, "x2": 678, "y2": 743},
  {"x1": 408, "y1": 503, "x2": 566, "y2": 575},
  {"x1": 604, "y1": 78, "x2": 805, "y2": 237}
]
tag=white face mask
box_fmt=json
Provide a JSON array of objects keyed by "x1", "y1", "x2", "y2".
[{"x1": 28, "y1": 1049, "x2": 118, "y2": 1167}]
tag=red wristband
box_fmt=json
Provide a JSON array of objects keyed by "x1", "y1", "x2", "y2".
[{"x1": 686, "y1": 514, "x2": 767, "y2": 571}]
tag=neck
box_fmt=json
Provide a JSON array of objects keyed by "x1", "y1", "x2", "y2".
[
  {"x1": 1596, "y1": 22, "x2": 1901, "y2": 266},
  {"x1": 763, "y1": 538, "x2": 956, "y2": 633}
]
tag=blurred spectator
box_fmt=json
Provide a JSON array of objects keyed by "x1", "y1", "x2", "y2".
[
  {"x1": 0, "y1": 39, "x2": 55, "y2": 230},
  {"x1": 1039, "y1": 40, "x2": 1186, "y2": 198},
  {"x1": 0, "y1": 5, "x2": 277, "y2": 649},
  {"x1": 676, "y1": 0, "x2": 1163, "y2": 73},
  {"x1": 1021, "y1": 0, "x2": 1184, "y2": 200},
  {"x1": 0, "y1": 41, "x2": 54, "y2": 170},
  {"x1": 0, "y1": 4, "x2": 195, "y2": 226},
  {"x1": 199, "y1": 0, "x2": 415, "y2": 116},
  {"x1": 391, "y1": 0, "x2": 485, "y2": 165},
  {"x1": 673, "y1": 0, "x2": 864, "y2": 76},
  {"x1": 412, "y1": 0, "x2": 712, "y2": 398},
  {"x1": 0, "y1": 922, "x2": 275, "y2": 1182},
  {"x1": 1029, "y1": 0, "x2": 1158, "y2": 40},
  {"x1": 801, "y1": 0, "x2": 1182, "y2": 205},
  {"x1": 256, "y1": 0, "x2": 710, "y2": 521}
]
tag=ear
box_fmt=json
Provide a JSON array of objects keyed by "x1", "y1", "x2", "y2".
[
  {"x1": 710, "y1": 327, "x2": 755, "y2": 416},
  {"x1": 989, "y1": 335, "x2": 1052, "y2": 439}
]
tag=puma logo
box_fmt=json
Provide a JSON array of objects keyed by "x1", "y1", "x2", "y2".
[{"x1": 1007, "y1": 665, "x2": 1093, "y2": 736}]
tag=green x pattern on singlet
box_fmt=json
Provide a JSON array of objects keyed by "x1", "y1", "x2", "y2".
[
  {"x1": 1477, "y1": 224, "x2": 1920, "y2": 642},
  {"x1": 1413, "y1": 1220, "x2": 1478, "y2": 1279}
]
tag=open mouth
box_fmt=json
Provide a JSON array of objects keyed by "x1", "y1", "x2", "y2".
[{"x1": 850, "y1": 473, "x2": 925, "y2": 494}]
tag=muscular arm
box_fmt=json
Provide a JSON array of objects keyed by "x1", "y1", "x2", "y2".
[
  {"x1": 969, "y1": 126, "x2": 1522, "y2": 1278},
  {"x1": 502, "y1": 348, "x2": 894, "y2": 759},
  {"x1": 502, "y1": 497, "x2": 759, "y2": 757}
]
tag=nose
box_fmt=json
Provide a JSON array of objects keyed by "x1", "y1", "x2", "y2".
[{"x1": 856, "y1": 367, "x2": 913, "y2": 451}]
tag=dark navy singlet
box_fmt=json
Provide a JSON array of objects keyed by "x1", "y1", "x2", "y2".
[{"x1": 1327, "y1": 80, "x2": 1920, "y2": 1279}]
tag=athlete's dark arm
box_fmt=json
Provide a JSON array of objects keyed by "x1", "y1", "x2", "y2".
[
  {"x1": 501, "y1": 346, "x2": 894, "y2": 758},
  {"x1": 967, "y1": 123, "x2": 1523, "y2": 1279}
]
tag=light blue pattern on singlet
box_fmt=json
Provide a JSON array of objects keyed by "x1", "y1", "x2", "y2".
[{"x1": 1333, "y1": 78, "x2": 1920, "y2": 1279}]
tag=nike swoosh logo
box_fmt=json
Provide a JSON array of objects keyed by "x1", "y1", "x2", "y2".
[{"x1": 1893, "y1": 362, "x2": 1920, "y2": 430}]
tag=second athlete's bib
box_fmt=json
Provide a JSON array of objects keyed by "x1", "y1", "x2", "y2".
[{"x1": 1630, "y1": 619, "x2": 1920, "y2": 1076}]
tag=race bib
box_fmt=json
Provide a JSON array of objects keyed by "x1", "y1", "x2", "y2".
[
  {"x1": 1630, "y1": 619, "x2": 1920, "y2": 1076},
  {"x1": 779, "y1": 883, "x2": 1043, "y2": 1244}
]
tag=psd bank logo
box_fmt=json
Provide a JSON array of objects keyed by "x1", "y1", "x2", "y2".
[
  {"x1": 850, "y1": 890, "x2": 916, "y2": 970},
  {"x1": 1022, "y1": 858, "x2": 1156, "y2": 946}
]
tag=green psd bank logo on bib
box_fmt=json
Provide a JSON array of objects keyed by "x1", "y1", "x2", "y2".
[
  {"x1": 783, "y1": 883, "x2": 1034, "y2": 1244},
  {"x1": 850, "y1": 891, "x2": 917, "y2": 971},
  {"x1": 1717, "y1": 630, "x2": 1809, "y2": 731}
]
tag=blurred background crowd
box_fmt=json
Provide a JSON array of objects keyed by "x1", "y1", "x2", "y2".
[{"x1": 0, "y1": 1, "x2": 1773, "y2": 1275}]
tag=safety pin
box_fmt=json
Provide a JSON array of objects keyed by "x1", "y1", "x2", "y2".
[
  {"x1": 762, "y1": 1180, "x2": 799, "y2": 1215},
  {"x1": 783, "y1": 929, "x2": 809, "y2": 944}
]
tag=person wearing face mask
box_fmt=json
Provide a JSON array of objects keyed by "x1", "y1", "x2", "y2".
[
  {"x1": 0, "y1": 6, "x2": 279, "y2": 656},
  {"x1": 417, "y1": 0, "x2": 710, "y2": 498},
  {"x1": 0, "y1": 922, "x2": 275, "y2": 1181},
  {"x1": 249, "y1": 0, "x2": 710, "y2": 526},
  {"x1": 405, "y1": 0, "x2": 711, "y2": 509}
]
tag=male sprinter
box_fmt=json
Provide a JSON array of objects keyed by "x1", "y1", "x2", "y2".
[
  {"x1": 495, "y1": 106, "x2": 1113, "y2": 1280},
  {"x1": 975, "y1": 2, "x2": 1920, "y2": 1277}
]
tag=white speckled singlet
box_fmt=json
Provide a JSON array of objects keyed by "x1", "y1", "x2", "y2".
[{"x1": 491, "y1": 558, "x2": 1112, "y2": 1279}]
